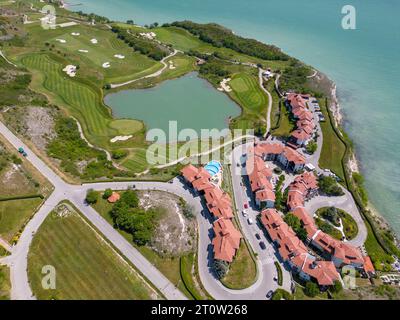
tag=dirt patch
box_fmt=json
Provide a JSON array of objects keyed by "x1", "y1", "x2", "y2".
[
  {"x1": 24, "y1": 106, "x2": 57, "y2": 151},
  {"x1": 138, "y1": 190, "x2": 196, "y2": 257}
]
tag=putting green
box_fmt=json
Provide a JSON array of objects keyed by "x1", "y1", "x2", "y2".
[{"x1": 109, "y1": 119, "x2": 144, "y2": 135}]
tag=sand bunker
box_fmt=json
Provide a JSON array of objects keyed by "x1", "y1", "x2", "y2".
[
  {"x1": 169, "y1": 61, "x2": 176, "y2": 70},
  {"x1": 102, "y1": 62, "x2": 111, "y2": 68},
  {"x1": 110, "y1": 135, "x2": 133, "y2": 143},
  {"x1": 63, "y1": 65, "x2": 77, "y2": 77},
  {"x1": 56, "y1": 39, "x2": 66, "y2": 43},
  {"x1": 90, "y1": 38, "x2": 98, "y2": 44},
  {"x1": 78, "y1": 49, "x2": 89, "y2": 53},
  {"x1": 139, "y1": 32, "x2": 156, "y2": 40},
  {"x1": 114, "y1": 54, "x2": 125, "y2": 59},
  {"x1": 71, "y1": 32, "x2": 80, "y2": 36},
  {"x1": 219, "y1": 78, "x2": 232, "y2": 92}
]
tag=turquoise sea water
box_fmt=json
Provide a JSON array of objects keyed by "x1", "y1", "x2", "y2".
[
  {"x1": 105, "y1": 72, "x2": 240, "y2": 142},
  {"x1": 72, "y1": 0, "x2": 400, "y2": 235}
]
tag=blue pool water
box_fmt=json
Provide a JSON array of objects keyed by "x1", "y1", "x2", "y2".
[{"x1": 205, "y1": 161, "x2": 222, "y2": 177}]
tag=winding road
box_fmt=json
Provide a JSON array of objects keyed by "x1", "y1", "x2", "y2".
[{"x1": 110, "y1": 50, "x2": 180, "y2": 89}]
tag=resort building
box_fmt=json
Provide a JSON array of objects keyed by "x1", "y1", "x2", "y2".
[
  {"x1": 249, "y1": 142, "x2": 306, "y2": 173},
  {"x1": 260, "y1": 209, "x2": 340, "y2": 286},
  {"x1": 212, "y1": 218, "x2": 242, "y2": 263},
  {"x1": 287, "y1": 172, "x2": 319, "y2": 211},
  {"x1": 246, "y1": 153, "x2": 275, "y2": 208},
  {"x1": 181, "y1": 163, "x2": 242, "y2": 264},
  {"x1": 286, "y1": 93, "x2": 317, "y2": 148}
]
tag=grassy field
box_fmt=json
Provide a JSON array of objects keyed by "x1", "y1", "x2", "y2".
[
  {"x1": 0, "y1": 198, "x2": 43, "y2": 243},
  {"x1": 28, "y1": 204, "x2": 159, "y2": 300},
  {"x1": 229, "y1": 72, "x2": 268, "y2": 130},
  {"x1": 221, "y1": 241, "x2": 257, "y2": 289},
  {"x1": 91, "y1": 193, "x2": 209, "y2": 299},
  {"x1": 318, "y1": 100, "x2": 346, "y2": 180},
  {"x1": 272, "y1": 106, "x2": 295, "y2": 138},
  {"x1": 0, "y1": 266, "x2": 10, "y2": 300}
]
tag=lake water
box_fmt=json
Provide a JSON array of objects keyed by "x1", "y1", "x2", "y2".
[
  {"x1": 105, "y1": 73, "x2": 241, "y2": 142},
  {"x1": 73, "y1": 0, "x2": 400, "y2": 235}
]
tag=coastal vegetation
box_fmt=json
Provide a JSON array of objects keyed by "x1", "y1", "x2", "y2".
[
  {"x1": 91, "y1": 190, "x2": 208, "y2": 299},
  {"x1": 28, "y1": 202, "x2": 159, "y2": 300},
  {"x1": 318, "y1": 175, "x2": 345, "y2": 196}
]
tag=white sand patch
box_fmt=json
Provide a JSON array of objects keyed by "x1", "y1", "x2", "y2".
[
  {"x1": 71, "y1": 32, "x2": 80, "y2": 36},
  {"x1": 102, "y1": 62, "x2": 111, "y2": 68},
  {"x1": 78, "y1": 49, "x2": 89, "y2": 53},
  {"x1": 63, "y1": 65, "x2": 77, "y2": 77},
  {"x1": 174, "y1": 202, "x2": 186, "y2": 239},
  {"x1": 110, "y1": 135, "x2": 132, "y2": 143},
  {"x1": 58, "y1": 22, "x2": 78, "y2": 28},
  {"x1": 139, "y1": 32, "x2": 156, "y2": 40},
  {"x1": 56, "y1": 38, "x2": 66, "y2": 43},
  {"x1": 169, "y1": 61, "x2": 176, "y2": 70},
  {"x1": 114, "y1": 54, "x2": 125, "y2": 59},
  {"x1": 219, "y1": 78, "x2": 232, "y2": 92},
  {"x1": 90, "y1": 38, "x2": 98, "y2": 44}
]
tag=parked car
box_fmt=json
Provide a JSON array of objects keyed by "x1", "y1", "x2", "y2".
[
  {"x1": 273, "y1": 276, "x2": 278, "y2": 282},
  {"x1": 266, "y1": 290, "x2": 274, "y2": 299},
  {"x1": 259, "y1": 241, "x2": 266, "y2": 250},
  {"x1": 255, "y1": 233, "x2": 261, "y2": 240},
  {"x1": 247, "y1": 218, "x2": 254, "y2": 225},
  {"x1": 242, "y1": 210, "x2": 248, "y2": 217}
]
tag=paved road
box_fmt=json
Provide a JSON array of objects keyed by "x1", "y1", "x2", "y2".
[
  {"x1": 110, "y1": 50, "x2": 180, "y2": 88},
  {"x1": 0, "y1": 121, "x2": 186, "y2": 300},
  {"x1": 258, "y1": 68, "x2": 272, "y2": 136},
  {"x1": 0, "y1": 120, "x2": 281, "y2": 300},
  {"x1": 0, "y1": 237, "x2": 12, "y2": 253}
]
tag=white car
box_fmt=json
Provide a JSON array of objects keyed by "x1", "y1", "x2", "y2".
[
  {"x1": 247, "y1": 218, "x2": 254, "y2": 225},
  {"x1": 242, "y1": 210, "x2": 248, "y2": 217}
]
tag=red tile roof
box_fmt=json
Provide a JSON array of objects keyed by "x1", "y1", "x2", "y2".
[
  {"x1": 363, "y1": 256, "x2": 375, "y2": 274},
  {"x1": 107, "y1": 192, "x2": 120, "y2": 203},
  {"x1": 282, "y1": 147, "x2": 306, "y2": 165},
  {"x1": 291, "y1": 129, "x2": 312, "y2": 141},
  {"x1": 256, "y1": 189, "x2": 276, "y2": 202},
  {"x1": 204, "y1": 186, "x2": 234, "y2": 219},
  {"x1": 212, "y1": 218, "x2": 242, "y2": 262},
  {"x1": 302, "y1": 257, "x2": 340, "y2": 286},
  {"x1": 292, "y1": 207, "x2": 318, "y2": 237}
]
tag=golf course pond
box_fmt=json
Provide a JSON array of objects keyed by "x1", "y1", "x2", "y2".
[{"x1": 105, "y1": 72, "x2": 241, "y2": 142}]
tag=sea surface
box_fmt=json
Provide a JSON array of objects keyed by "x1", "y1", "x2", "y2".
[
  {"x1": 105, "y1": 72, "x2": 240, "y2": 142},
  {"x1": 71, "y1": 0, "x2": 400, "y2": 235}
]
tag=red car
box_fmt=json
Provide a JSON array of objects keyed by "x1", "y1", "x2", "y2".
[{"x1": 244, "y1": 203, "x2": 249, "y2": 209}]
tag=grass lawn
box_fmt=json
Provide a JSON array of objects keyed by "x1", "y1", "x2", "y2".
[
  {"x1": 221, "y1": 241, "x2": 257, "y2": 289},
  {"x1": 364, "y1": 221, "x2": 393, "y2": 271},
  {"x1": 0, "y1": 265, "x2": 10, "y2": 300},
  {"x1": 318, "y1": 100, "x2": 346, "y2": 180},
  {"x1": 272, "y1": 107, "x2": 295, "y2": 138},
  {"x1": 91, "y1": 194, "x2": 206, "y2": 299},
  {"x1": 315, "y1": 217, "x2": 343, "y2": 240},
  {"x1": 0, "y1": 198, "x2": 43, "y2": 243},
  {"x1": 229, "y1": 72, "x2": 268, "y2": 130},
  {"x1": 28, "y1": 204, "x2": 159, "y2": 300},
  {"x1": 293, "y1": 284, "x2": 329, "y2": 300}
]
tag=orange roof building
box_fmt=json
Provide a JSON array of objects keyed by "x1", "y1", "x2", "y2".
[
  {"x1": 107, "y1": 192, "x2": 121, "y2": 203},
  {"x1": 204, "y1": 186, "x2": 234, "y2": 219},
  {"x1": 212, "y1": 218, "x2": 242, "y2": 263}
]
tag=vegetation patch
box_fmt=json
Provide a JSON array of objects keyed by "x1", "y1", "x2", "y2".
[
  {"x1": 220, "y1": 241, "x2": 257, "y2": 289},
  {"x1": 28, "y1": 203, "x2": 158, "y2": 300},
  {"x1": 0, "y1": 265, "x2": 10, "y2": 300}
]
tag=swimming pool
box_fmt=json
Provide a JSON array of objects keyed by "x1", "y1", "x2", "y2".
[{"x1": 204, "y1": 160, "x2": 222, "y2": 177}]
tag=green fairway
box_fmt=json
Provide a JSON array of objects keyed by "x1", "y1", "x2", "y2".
[
  {"x1": 109, "y1": 119, "x2": 144, "y2": 135},
  {"x1": 0, "y1": 198, "x2": 43, "y2": 243},
  {"x1": 28, "y1": 204, "x2": 158, "y2": 300},
  {"x1": 229, "y1": 72, "x2": 268, "y2": 130}
]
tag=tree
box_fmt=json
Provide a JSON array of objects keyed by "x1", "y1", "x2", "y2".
[
  {"x1": 126, "y1": 20, "x2": 134, "y2": 25},
  {"x1": 103, "y1": 188, "x2": 113, "y2": 199},
  {"x1": 318, "y1": 175, "x2": 344, "y2": 196},
  {"x1": 284, "y1": 213, "x2": 301, "y2": 231},
  {"x1": 112, "y1": 149, "x2": 128, "y2": 160},
  {"x1": 120, "y1": 190, "x2": 139, "y2": 208},
  {"x1": 213, "y1": 259, "x2": 229, "y2": 279},
  {"x1": 304, "y1": 281, "x2": 320, "y2": 297},
  {"x1": 305, "y1": 141, "x2": 317, "y2": 154},
  {"x1": 85, "y1": 189, "x2": 98, "y2": 204},
  {"x1": 330, "y1": 280, "x2": 343, "y2": 294}
]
